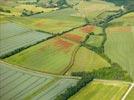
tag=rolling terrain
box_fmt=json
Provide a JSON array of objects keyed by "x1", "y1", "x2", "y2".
[{"x1": 0, "y1": 0, "x2": 134, "y2": 100}]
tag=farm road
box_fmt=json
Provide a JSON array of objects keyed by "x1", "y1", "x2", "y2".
[{"x1": 122, "y1": 83, "x2": 134, "y2": 100}]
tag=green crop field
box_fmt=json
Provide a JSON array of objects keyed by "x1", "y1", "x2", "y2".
[
  {"x1": 0, "y1": 22, "x2": 52, "y2": 58},
  {"x1": 0, "y1": 22, "x2": 30, "y2": 40},
  {"x1": 8, "y1": 16, "x2": 85, "y2": 34},
  {"x1": 73, "y1": 0, "x2": 120, "y2": 21},
  {"x1": 62, "y1": 25, "x2": 103, "y2": 43},
  {"x1": 69, "y1": 79, "x2": 130, "y2": 100},
  {"x1": 104, "y1": 12, "x2": 134, "y2": 80},
  {"x1": 66, "y1": 47, "x2": 110, "y2": 75},
  {"x1": 0, "y1": 61, "x2": 78, "y2": 100},
  {"x1": 31, "y1": 8, "x2": 83, "y2": 21},
  {"x1": 62, "y1": 25, "x2": 93, "y2": 43},
  {"x1": 0, "y1": 0, "x2": 133, "y2": 99},
  {"x1": 4, "y1": 37, "x2": 79, "y2": 74},
  {"x1": 85, "y1": 35, "x2": 104, "y2": 47},
  {"x1": 126, "y1": 87, "x2": 134, "y2": 100},
  {"x1": 31, "y1": 18, "x2": 84, "y2": 34}
]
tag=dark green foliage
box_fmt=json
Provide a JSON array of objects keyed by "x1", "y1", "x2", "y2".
[
  {"x1": 0, "y1": 7, "x2": 11, "y2": 13},
  {"x1": 72, "y1": 63, "x2": 133, "y2": 82},
  {"x1": 21, "y1": 9, "x2": 33, "y2": 16},
  {"x1": 84, "y1": 17, "x2": 90, "y2": 24},
  {"x1": 57, "y1": 0, "x2": 67, "y2": 6},
  {"x1": 21, "y1": 9, "x2": 43, "y2": 16},
  {"x1": 104, "y1": 0, "x2": 127, "y2": 6},
  {"x1": 56, "y1": 63, "x2": 132, "y2": 100},
  {"x1": 55, "y1": 73, "x2": 94, "y2": 100},
  {"x1": 82, "y1": 44, "x2": 104, "y2": 54},
  {"x1": 104, "y1": 0, "x2": 134, "y2": 11}
]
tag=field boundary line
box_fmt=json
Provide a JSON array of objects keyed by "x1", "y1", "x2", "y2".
[
  {"x1": 93, "y1": 79, "x2": 132, "y2": 84},
  {"x1": 121, "y1": 83, "x2": 134, "y2": 100},
  {"x1": 0, "y1": 60, "x2": 81, "y2": 80}
]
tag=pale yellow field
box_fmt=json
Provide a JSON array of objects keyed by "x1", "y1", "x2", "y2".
[{"x1": 69, "y1": 80, "x2": 130, "y2": 100}]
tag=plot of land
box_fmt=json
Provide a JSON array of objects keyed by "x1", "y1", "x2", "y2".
[
  {"x1": 104, "y1": 12, "x2": 134, "y2": 80},
  {"x1": 8, "y1": 16, "x2": 85, "y2": 34},
  {"x1": 32, "y1": 18, "x2": 84, "y2": 34},
  {"x1": 85, "y1": 35, "x2": 104, "y2": 47},
  {"x1": 62, "y1": 25, "x2": 103, "y2": 43},
  {"x1": 4, "y1": 37, "x2": 79, "y2": 74},
  {"x1": 69, "y1": 79, "x2": 130, "y2": 100},
  {"x1": 0, "y1": 22, "x2": 52, "y2": 58},
  {"x1": 0, "y1": 22, "x2": 30, "y2": 40},
  {"x1": 31, "y1": 8, "x2": 83, "y2": 21},
  {"x1": 0, "y1": 61, "x2": 78, "y2": 100},
  {"x1": 73, "y1": 0, "x2": 120, "y2": 21},
  {"x1": 62, "y1": 25, "x2": 91, "y2": 43},
  {"x1": 66, "y1": 47, "x2": 110, "y2": 75}
]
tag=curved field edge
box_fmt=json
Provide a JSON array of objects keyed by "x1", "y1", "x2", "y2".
[{"x1": 0, "y1": 60, "x2": 79, "y2": 100}]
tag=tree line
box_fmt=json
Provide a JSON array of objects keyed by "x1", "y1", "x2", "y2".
[{"x1": 55, "y1": 62, "x2": 132, "y2": 100}]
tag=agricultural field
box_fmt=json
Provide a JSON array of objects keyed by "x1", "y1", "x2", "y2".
[
  {"x1": 66, "y1": 47, "x2": 110, "y2": 75},
  {"x1": 104, "y1": 12, "x2": 134, "y2": 80},
  {"x1": 72, "y1": 0, "x2": 120, "y2": 21},
  {"x1": 85, "y1": 35, "x2": 104, "y2": 47},
  {"x1": 31, "y1": 18, "x2": 84, "y2": 34},
  {"x1": 69, "y1": 79, "x2": 130, "y2": 100},
  {"x1": 126, "y1": 87, "x2": 134, "y2": 100},
  {"x1": 0, "y1": 22, "x2": 30, "y2": 39},
  {"x1": 62, "y1": 25, "x2": 103, "y2": 43},
  {"x1": 7, "y1": 16, "x2": 85, "y2": 34},
  {"x1": 0, "y1": 21, "x2": 52, "y2": 58},
  {"x1": 0, "y1": 0, "x2": 58, "y2": 16},
  {"x1": 0, "y1": 0, "x2": 134, "y2": 100},
  {"x1": 0, "y1": 61, "x2": 78, "y2": 100},
  {"x1": 4, "y1": 37, "x2": 79, "y2": 74},
  {"x1": 31, "y1": 8, "x2": 82, "y2": 21},
  {"x1": 61, "y1": 25, "x2": 93, "y2": 43}
]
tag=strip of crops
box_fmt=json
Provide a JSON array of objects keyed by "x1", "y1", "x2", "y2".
[
  {"x1": 5, "y1": 37, "x2": 79, "y2": 74},
  {"x1": 0, "y1": 61, "x2": 78, "y2": 100},
  {"x1": 0, "y1": 31, "x2": 52, "y2": 58},
  {"x1": 0, "y1": 22, "x2": 30, "y2": 40},
  {"x1": 0, "y1": 61, "x2": 53, "y2": 100},
  {"x1": 32, "y1": 79, "x2": 78, "y2": 100}
]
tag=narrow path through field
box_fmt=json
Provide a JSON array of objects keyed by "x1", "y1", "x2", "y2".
[
  {"x1": 121, "y1": 83, "x2": 134, "y2": 100},
  {"x1": 62, "y1": 45, "x2": 81, "y2": 75}
]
